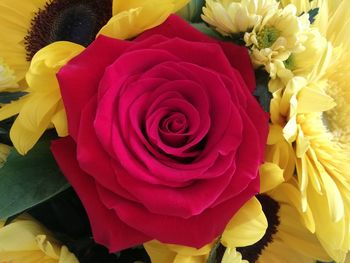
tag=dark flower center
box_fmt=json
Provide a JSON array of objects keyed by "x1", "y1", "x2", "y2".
[
  {"x1": 236, "y1": 194, "x2": 280, "y2": 262},
  {"x1": 24, "y1": 0, "x2": 112, "y2": 61}
]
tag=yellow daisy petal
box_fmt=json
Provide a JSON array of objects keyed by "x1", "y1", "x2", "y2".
[{"x1": 222, "y1": 197, "x2": 267, "y2": 248}]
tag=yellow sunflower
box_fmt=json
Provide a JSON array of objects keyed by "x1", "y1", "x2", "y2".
[
  {"x1": 0, "y1": 0, "x2": 113, "y2": 84},
  {"x1": 0, "y1": 214, "x2": 78, "y2": 263}
]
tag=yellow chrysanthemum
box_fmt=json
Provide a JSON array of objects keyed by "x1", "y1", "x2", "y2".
[
  {"x1": 244, "y1": 4, "x2": 309, "y2": 71},
  {"x1": 0, "y1": 215, "x2": 78, "y2": 263},
  {"x1": 144, "y1": 196, "x2": 267, "y2": 263},
  {"x1": 268, "y1": 28, "x2": 330, "y2": 92},
  {"x1": 0, "y1": 42, "x2": 84, "y2": 155},
  {"x1": 99, "y1": 0, "x2": 190, "y2": 39},
  {"x1": 201, "y1": 0, "x2": 279, "y2": 36}
]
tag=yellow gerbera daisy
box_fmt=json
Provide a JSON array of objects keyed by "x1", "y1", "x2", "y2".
[
  {"x1": 0, "y1": 214, "x2": 78, "y2": 263},
  {"x1": 270, "y1": 75, "x2": 350, "y2": 261}
]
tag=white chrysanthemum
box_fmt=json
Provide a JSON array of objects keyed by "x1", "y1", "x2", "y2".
[
  {"x1": 201, "y1": 0, "x2": 279, "y2": 36},
  {"x1": 0, "y1": 57, "x2": 18, "y2": 91},
  {"x1": 244, "y1": 4, "x2": 309, "y2": 71}
]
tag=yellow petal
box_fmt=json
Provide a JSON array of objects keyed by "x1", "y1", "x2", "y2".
[
  {"x1": 51, "y1": 102, "x2": 68, "y2": 137},
  {"x1": 297, "y1": 85, "x2": 336, "y2": 113},
  {"x1": 113, "y1": 0, "x2": 189, "y2": 14},
  {"x1": 144, "y1": 241, "x2": 178, "y2": 263},
  {"x1": 10, "y1": 92, "x2": 60, "y2": 155},
  {"x1": 0, "y1": 95, "x2": 28, "y2": 121},
  {"x1": 101, "y1": 0, "x2": 189, "y2": 40},
  {"x1": 270, "y1": 182, "x2": 315, "y2": 233},
  {"x1": 259, "y1": 162, "x2": 285, "y2": 193},
  {"x1": 221, "y1": 197, "x2": 267, "y2": 248}
]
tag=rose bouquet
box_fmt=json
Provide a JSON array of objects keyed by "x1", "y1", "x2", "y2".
[{"x1": 0, "y1": 0, "x2": 349, "y2": 262}]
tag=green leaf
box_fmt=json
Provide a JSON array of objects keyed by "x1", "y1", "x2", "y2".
[
  {"x1": 308, "y1": 8, "x2": 319, "y2": 24},
  {"x1": 0, "y1": 91, "x2": 27, "y2": 104},
  {"x1": 207, "y1": 238, "x2": 221, "y2": 263},
  {"x1": 254, "y1": 70, "x2": 272, "y2": 113},
  {"x1": 0, "y1": 133, "x2": 70, "y2": 219},
  {"x1": 191, "y1": 23, "x2": 225, "y2": 40}
]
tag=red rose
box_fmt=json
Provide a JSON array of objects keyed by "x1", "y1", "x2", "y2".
[{"x1": 51, "y1": 15, "x2": 268, "y2": 251}]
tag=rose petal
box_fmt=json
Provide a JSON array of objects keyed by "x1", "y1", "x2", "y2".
[
  {"x1": 51, "y1": 137, "x2": 151, "y2": 252},
  {"x1": 57, "y1": 36, "x2": 132, "y2": 139}
]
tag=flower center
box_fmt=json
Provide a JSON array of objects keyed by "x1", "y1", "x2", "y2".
[
  {"x1": 159, "y1": 113, "x2": 189, "y2": 147},
  {"x1": 283, "y1": 54, "x2": 295, "y2": 70},
  {"x1": 237, "y1": 194, "x2": 280, "y2": 262},
  {"x1": 0, "y1": 58, "x2": 17, "y2": 89},
  {"x1": 257, "y1": 27, "x2": 280, "y2": 48},
  {"x1": 24, "y1": 0, "x2": 112, "y2": 61},
  {"x1": 323, "y1": 81, "x2": 350, "y2": 147}
]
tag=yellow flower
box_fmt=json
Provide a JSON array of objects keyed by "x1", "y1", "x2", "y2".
[
  {"x1": 268, "y1": 28, "x2": 330, "y2": 92},
  {"x1": 236, "y1": 184, "x2": 331, "y2": 263},
  {"x1": 144, "y1": 196, "x2": 268, "y2": 263},
  {"x1": 244, "y1": 4, "x2": 310, "y2": 71},
  {"x1": 269, "y1": 75, "x2": 350, "y2": 262},
  {"x1": 201, "y1": 0, "x2": 279, "y2": 36},
  {"x1": 0, "y1": 215, "x2": 78, "y2": 263},
  {"x1": 0, "y1": 57, "x2": 18, "y2": 91},
  {"x1": 0, "y1": 42, "x2": 84, "y2": 155},
  {"x1": 99, "y1": 0, "x2": 190, "y2": 39}
]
